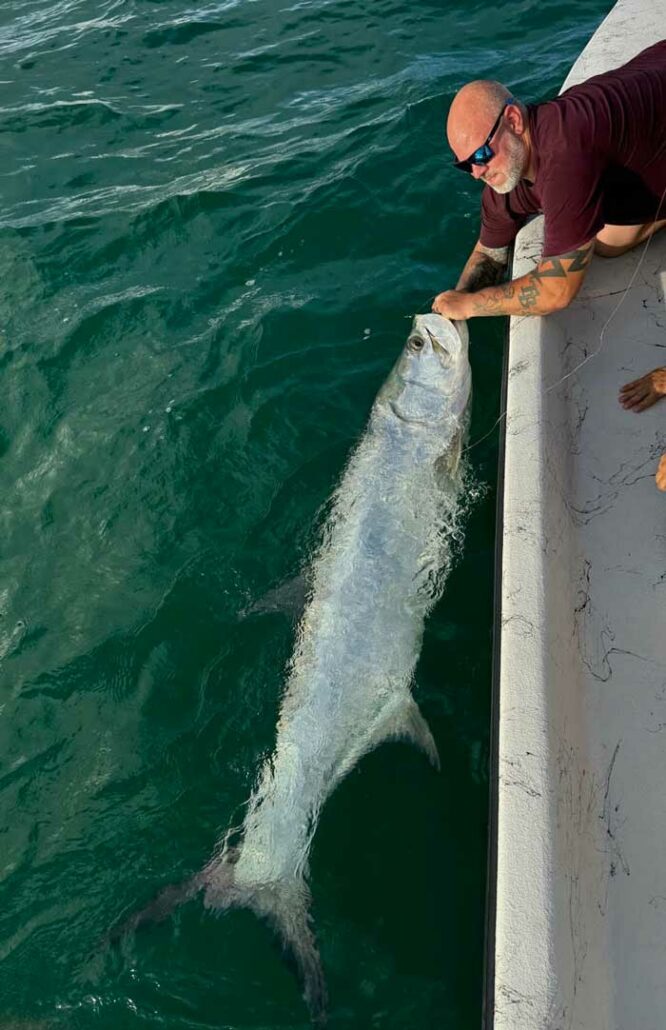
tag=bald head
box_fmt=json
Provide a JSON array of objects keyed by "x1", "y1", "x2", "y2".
[
  {"x1": 446, "y1": 80, "x2": 531, "y2": 193},
  {"x1": 447, "y1": 80, "x2": 513, "y2": 155}
]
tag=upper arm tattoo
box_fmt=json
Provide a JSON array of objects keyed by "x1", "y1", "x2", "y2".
[
  {"x1": 534, "y1": 241, "x2": 595, "y2": 279},
  {"x1": 477, "y1": 242, "x2": 510, "y2": 266},
  {"x1": 518, "y1": 240, "x2": 595, "y2": 312}
]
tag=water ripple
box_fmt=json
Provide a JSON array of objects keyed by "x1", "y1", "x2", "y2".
[{"x1": 0, "y1": 0, "x2": 613, "y2": 1022}]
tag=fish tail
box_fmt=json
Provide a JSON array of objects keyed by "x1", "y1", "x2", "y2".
[
  {"x1": 204, "y1": 863, "x2": 328, "y2": 1025},
  {"x1": 109, "y1": 849, "x2": 327, "y2": 1023}
]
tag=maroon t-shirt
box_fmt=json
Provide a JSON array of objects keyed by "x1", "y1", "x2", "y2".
[{"x1": 479, "y1": 40, "x2": 666, "y2": 257}]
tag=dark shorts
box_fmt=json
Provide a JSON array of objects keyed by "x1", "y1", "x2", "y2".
[{"x1": 601, "y1": 164, "x2": 666, "y2": 226}]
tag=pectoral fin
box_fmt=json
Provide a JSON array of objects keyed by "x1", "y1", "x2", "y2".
[
  {"x1": 239, "y1": 574, "x2": 309, "y2": 622},
  {"x1": 378, "y1": 696, "x2": 440, "y2": 771},
  {"x1": 435, "y1": 429, "x2": 462, "y2": 481}
]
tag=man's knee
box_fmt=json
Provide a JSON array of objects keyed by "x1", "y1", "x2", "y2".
[
  {"x1": 594, "y1": 238, "x2": 628, "y2": 258},
  {"x1": 595, "y1": 219, "x2": 666, "y2": 258}
]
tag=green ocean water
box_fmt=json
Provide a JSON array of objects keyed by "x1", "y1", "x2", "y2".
[{"x1": 0, "y1": 0, "x2": 613, "y2": 1026}]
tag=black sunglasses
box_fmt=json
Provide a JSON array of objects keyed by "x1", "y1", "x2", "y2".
[{"x1": 453, "y1": 97, "x2": 514, "y2": 174}]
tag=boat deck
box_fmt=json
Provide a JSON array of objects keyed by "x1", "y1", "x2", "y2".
[{"x1": 490, "y1": 2, "x2": 666, "y2": 1027}]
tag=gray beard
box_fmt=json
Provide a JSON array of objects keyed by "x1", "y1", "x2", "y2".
[{"x1": 487, "y1": 135, "x2": 527, "y2": 195}]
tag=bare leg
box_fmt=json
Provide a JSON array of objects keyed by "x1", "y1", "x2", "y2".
[
  {"x1": 619, "y1": 367, "x2": 666, "y2": 490},
  {"x1": 595, "y1": 219, "x2": 666, "y2": 258}
]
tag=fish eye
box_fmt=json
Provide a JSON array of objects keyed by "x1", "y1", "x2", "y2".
[{"x1": 408, "y1": 336, "x2": 424, "y2": 352}]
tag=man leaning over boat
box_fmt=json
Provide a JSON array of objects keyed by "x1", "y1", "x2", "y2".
[
  {"x1": 432, "y1": 39, "x2": 665, "y2": 321},
  {"x1": 434, "y1": 40, "x2": 666, "y2": 490}
]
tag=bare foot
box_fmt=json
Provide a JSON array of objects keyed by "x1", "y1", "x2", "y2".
[
  {"x1": 657, "y1": 454, "x2": 666, "y2": 492},
  {"x1": 619, "y1": 367, "x2": 666, "y2": 412}
]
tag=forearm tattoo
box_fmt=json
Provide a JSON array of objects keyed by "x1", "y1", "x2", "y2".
[
  {"x1": 467, "y1": 240, "x2": 595, "y2": 316},
  {"x1": 457, "y1": 253, "x2": 507, "y2": 293},
  {"x1": 469, "y1": 282, "x2": 515, "y2": 315}
]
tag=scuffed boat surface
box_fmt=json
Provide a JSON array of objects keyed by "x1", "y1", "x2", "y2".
[{"x1": 490, "y1": 2, "x2": 666, "y2": 1027}]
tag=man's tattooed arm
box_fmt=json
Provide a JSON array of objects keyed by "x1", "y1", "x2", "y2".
[
  {"x1": 466, "y1": 240, "x2": 595, "y2": 317},
  {"x1": 456, "y1": 242, "x2": 510, "y2": 293}
]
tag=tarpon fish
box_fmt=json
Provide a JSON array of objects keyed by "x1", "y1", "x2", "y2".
[{"x1": 119, "y1": 314, "x2": 472, "y2": 1022}]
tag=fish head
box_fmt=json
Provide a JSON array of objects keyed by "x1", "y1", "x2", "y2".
[{"x1": 380, "y1": 314, "x2": 471, "y2": 426}]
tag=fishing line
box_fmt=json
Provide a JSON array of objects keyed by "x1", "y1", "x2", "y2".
[{"x1": 462, "y1": 180, "x2": 666, "y2": 455}]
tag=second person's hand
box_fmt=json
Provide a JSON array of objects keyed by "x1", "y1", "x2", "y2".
[{"x1": 619, "y1": 367, "x2": 666, "y2": 412}]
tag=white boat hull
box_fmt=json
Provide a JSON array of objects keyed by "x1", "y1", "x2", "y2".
[{"x1": 490, "y1": 3, "x2": 666, "y2": 1027}]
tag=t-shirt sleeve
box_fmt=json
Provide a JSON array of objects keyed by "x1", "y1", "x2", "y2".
[
  {"x1": 540, "y1": 153, "x2": 606, "y2": 256},
  {"x1": 479, "y1": 186, "x2": 528, "y2": 249}
]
